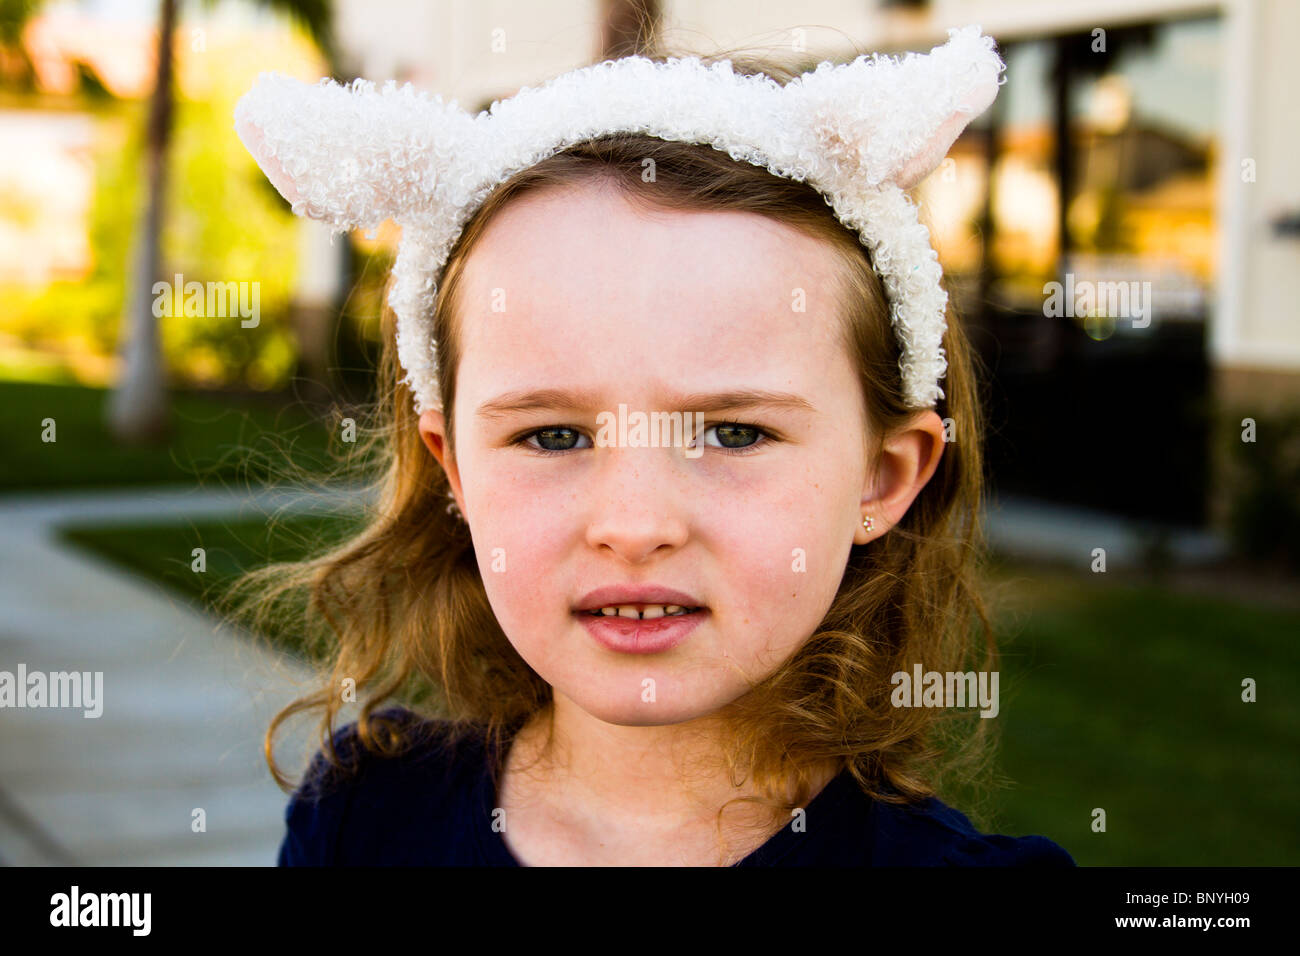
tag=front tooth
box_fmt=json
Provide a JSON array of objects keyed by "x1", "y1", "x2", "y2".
[{"x1": 593, "y1": 605, "x2": 688, "y2": 618}]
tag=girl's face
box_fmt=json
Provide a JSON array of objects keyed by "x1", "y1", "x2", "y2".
[{"x1": 421, "y1": 182, "x2": 938, "y2": 726}]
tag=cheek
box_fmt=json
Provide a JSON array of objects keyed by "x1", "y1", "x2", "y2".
[
  {"x1": 700, "y1": 458, "x2": 858, "y2": 659},
  {"x1": 463, "y1": 461, "x2": 582, "y2": 641}
]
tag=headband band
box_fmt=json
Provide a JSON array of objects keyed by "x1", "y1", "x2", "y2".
[{"x1": 234, "y1": 24, "x2": 1004, "y2": 412}]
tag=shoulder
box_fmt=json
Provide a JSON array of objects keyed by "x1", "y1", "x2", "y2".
[
  {"x1": 870, "y1": 792, "x2": 1076, "y2": 867},
  {"x1": 277, "y1": 706, "x2": 490, "y2": 866}
]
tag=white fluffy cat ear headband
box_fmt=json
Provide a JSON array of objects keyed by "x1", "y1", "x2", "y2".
[{"x1": 234, "y1": 23, "x2": 1004, "y2": 414}]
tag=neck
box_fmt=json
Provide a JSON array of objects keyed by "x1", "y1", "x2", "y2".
[{"x1": 502, "y1": 693, "x2": 841, "y2": 862}]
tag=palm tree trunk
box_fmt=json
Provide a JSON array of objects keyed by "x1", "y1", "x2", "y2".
[{"x1": 108, "y1": 0, "x2": 175, "y2": 443}]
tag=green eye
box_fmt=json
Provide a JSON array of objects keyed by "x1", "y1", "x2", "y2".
[
  {"x1": 706, "y1": 423, "x2": 763, "y2": 449},
  {"x1": 528, "y1": 427, "x2": 590, "y2": 453},
  {"x1": 516, "y1": 421, "x2": 773, "y2": 457}
]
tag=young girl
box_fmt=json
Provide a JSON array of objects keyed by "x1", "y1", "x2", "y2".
[{"x1": 232, "y1": 25, "x2": 1074, "y2": 866}]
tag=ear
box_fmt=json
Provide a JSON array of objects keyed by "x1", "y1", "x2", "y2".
[
  {"x1": 417, "y1": 406, "x2": 465, "y2": 510},
  {"x1": 856, "y1": 410, "x2": 946, "y2": 545},
  {"x1": 794, "y1": 24, "x2": 1005, "y2": 191},
  {"x1": 233, "y1": 71, "x2": 478, "y2": 232}
]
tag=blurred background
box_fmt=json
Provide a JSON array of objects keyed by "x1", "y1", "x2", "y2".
[{"x1": 0, "y1": 0, "x2": 1296, "y2": 866}]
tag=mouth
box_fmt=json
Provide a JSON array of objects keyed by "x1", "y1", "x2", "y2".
[
  {"x1": 572, "y1": 600, "x2": 707, "y2": 655},
  {"x1": 578, "y1": 604, "x2": 705, "y2": 620},
  {"x1": 573, "y1": 585, "x2": 706, "y2": 616},
  {"x1": 572, "y1": 588, "x2": 709, "y2": 654}
]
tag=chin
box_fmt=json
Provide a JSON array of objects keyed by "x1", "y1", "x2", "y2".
[{"x1": 561, "y1": 685, "x2": 724, "y2": 728}]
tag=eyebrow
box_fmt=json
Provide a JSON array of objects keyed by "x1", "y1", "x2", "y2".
[{"x1": 476, "y1": 387, "x2": 815, "y2": 420}]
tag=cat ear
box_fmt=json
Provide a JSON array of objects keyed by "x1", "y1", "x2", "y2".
[
  {"x1": 234, "y1": 71, "x2": 478, "y2": 232},
  {"x1": 791, "y1": 25, "x2": 1005, "y2": 191}
]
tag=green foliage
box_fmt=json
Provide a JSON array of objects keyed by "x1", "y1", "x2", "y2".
[
  {"x1": 199, "y1": 0, "x2": 337, "y2": 71},
  {"x1": 0, "y1": 0, "x2": 45, "y2": 46},
  {"x1": 158, "y1": 93, "x2": 300, "y2": 388},
  {"x1": 1, "y1": 89, "x2": 302, "y2": 390},
  {"x1": 0, "y1": 101, "x2": 140, "y2": 354}
]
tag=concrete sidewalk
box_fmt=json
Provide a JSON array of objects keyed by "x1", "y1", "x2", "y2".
[{"x1": 0, "y1": 483, "x2": 369, "y2": 866}]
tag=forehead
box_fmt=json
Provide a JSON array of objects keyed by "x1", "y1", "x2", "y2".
[
  {"x1": 459, "y1": 182, "x2": 843, "y2": 311},
  {"x1": 452, "y1": 182, "x2": 853, "y2": 403}
]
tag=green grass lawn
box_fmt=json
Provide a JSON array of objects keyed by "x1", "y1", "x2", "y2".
[
  {"x1": 0, "y1": 380, "x2": 340, "y2": 491},
  {"x1": 54, "y1": 512, "x2": 1300, "y2": 866},
  {"x1": 58, "y1": 511, "x2": 366, "y2": 662},
  {"x1": 979, "y1": 563, "x2": 1300, "y2": 866}
]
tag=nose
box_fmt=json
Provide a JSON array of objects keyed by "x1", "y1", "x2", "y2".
[{"x1": 583, "y1": 447, "x2": 691, "y2": 564}]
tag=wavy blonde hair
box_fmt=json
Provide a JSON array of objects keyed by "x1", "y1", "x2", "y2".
[{"x1": 223, "y1": 46, "x2": 1000, "y2": 844}]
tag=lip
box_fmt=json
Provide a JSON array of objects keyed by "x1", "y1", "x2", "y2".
[
  {"x1": 577, "y1": 607, "x2": 708, "y2": 654},
  {"x1": 573, "y1": 585, "x2": 705, "y2": 612}
]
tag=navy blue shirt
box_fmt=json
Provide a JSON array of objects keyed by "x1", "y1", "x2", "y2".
[{"x1": 277, "y1": 707, "x2": 1075, "y2": 866}]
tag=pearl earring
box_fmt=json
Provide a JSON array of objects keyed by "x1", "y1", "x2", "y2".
[{"x1": 862, "y1": 516, "x2": 874, "y2": 532}]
